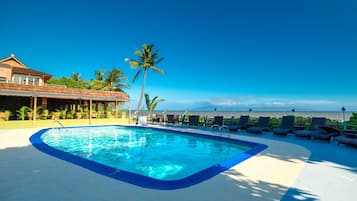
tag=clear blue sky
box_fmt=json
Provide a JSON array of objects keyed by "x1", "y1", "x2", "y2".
[{"x1": 1, "y1": 0, "x2": 357, "y2": 111}]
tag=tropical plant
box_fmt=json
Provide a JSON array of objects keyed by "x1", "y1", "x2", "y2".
[
  {"x1": 95, "y1": 70, "x2": 104, "y2": 81},
  {"x1": 90, "y1": 70, "x2": 105, "y2": 90},
  {"x1": 90, "y1": 69, "x2": 130, "y2": 92},
  {"x1": 125, "y1": 43, "x2": 165, "y2": 122},
  {"x1": 145, "y1": 93, "x2": 164, "y2": 118},
  {"x1": 50, "y1": 110, "x2": 61, "y2": 120},
  {"x1": 16, "y1": 106, "x2": 30, "y2": 120},
  {"x1": 27, "y1": 106, "x2": 42, "y2": 120},
  {"x1": 103, "y1": 69, "x2": 130, "y2": 91},
  {"x1": 347, "y1": 112, "x2": 357, "y2": 129},
  {"x1": 4, "y1": 110, "x2": 12, "y2": 121},
  {"x1": 71, "y1": 72, "x2": 81, "y2": 82},
  {"x1": 60, "y1": 109, "x2": 67, "y2": 119},
  {"x1": 83, "y1": 108, "x2": 89, "y2": 119},
  {"x1": 66, "y1": 109, "x2": 76, "y2": 119},
  {"x1": 47, "y1": 76, "x2": 89, "y2": 89},
  {"x1": 40, "y1": 109, "x2": 49, "y2": 120}
]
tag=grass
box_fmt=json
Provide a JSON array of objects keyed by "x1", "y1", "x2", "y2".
[{"x1": 0, "y1": 118, "x2": 130, "y2": 130}]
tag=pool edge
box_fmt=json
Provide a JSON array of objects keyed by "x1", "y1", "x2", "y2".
[{"x1": 29, "y1": 125, "x2": 268, "y2": 190}]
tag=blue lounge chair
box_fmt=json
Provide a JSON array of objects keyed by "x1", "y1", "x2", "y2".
[
  {"x1": 211, "y1": 116, "x2": 227, "y2": 129},
  {"x1": 295, "y1": 117, "x2": 326, "y2": 138},
  {"x1": 228, "y1": 115, "x2": 249, "y2": 131},
  {"x1": 152, "y1": 114, "x2": 163, "y2": 123},
  {"x1": 167, "y1": 114, "x2": 178, "y2": 124},
  {"x1": 334, "y1": 130, "x2": 357, "y2": 146},
  {"x1": 272, "y1": 116, "x2": 295, "y2": 136},
  {"x1": 247, "y1": 117, "x2": 270, "y2": 134},
  {"x1": 310, "y1": 126, "x2": 341, "y2": 142},
  {"x1": 188, "y1": 115, "x2": 200, "y2": 126}
]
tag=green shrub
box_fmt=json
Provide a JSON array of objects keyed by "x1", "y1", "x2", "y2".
[
  {"x1": 268, "y1": 117, "x2": 279, "y2": 128},
  {"x1": 347, "y1": 112, "x2": 357, "y2": 129}
]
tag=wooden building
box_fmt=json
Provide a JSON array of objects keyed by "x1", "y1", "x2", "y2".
[{"x1": 0, "y1": 54, "x2": 128, "y2": 121}]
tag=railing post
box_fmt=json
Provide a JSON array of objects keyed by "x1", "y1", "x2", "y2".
[
  {"x1": 115, "y1": 101, "x2": 118, "y2": 118},
  {"x1": 89, "y1": 98, "x2": 92, "y2": 126},
  {"x1": 33, "y1": 96, "x2": 37, "y2": 127}
]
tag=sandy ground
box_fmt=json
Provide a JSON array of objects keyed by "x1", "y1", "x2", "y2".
[{"x1": 0, "y1": 126, "x2": 356, "y2": 201}]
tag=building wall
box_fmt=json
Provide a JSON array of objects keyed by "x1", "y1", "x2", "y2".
[{"x1": 0, "y1": 66, "x2": 12, "y2": 82}]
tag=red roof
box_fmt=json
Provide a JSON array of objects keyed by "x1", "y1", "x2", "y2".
[
  {"x1": 12, "y1": 66, "x2": 52, "y2": 78},
  {"x1": 0, "y1": 54, "x2": 52, "y2": 78}
]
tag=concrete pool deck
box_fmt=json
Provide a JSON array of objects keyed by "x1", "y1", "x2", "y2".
[{"x1": 0, "y1": 126, "x2": 356, "y2": 201}]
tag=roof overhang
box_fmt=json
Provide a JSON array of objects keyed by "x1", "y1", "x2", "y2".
[
  {"x1": 0, "y1": 83, "x2": 128, "y2": 102},
  {"x1": 0, "y1": 89, "x2": 125, "y2": 101}
]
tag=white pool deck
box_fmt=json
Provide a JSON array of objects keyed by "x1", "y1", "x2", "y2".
[{"x1": 0, "y1": 125, "x2": 356, "y2": 201}]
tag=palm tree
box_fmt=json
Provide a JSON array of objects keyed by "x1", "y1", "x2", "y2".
[
  {"x1": 91, "y1": 70, "x2": 106, "y2": 90},
  {"x1": 103, "y1": 69, "x2": 130, "y2": 91},
  {"x1": 125, "y1": 43, "x2": 165, "y2": 122},
  {"x1": 71, "y1": 72, "x2": 81, "y2": 82},
  {"x1": 91, "y1": 69, "x2": 130, "y2": 92},
  {"x1": 145, "y1": 93, "x2": 165, "y2": 118}
]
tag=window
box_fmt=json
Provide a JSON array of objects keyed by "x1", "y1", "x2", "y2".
[
  {"x1": 12, "y1": 74, "x2": 41, "y2": 85},
  {"x1": 12, "y1": 75, "x2": 20, "y2": 84},
  {"x1": 21, "y1": 76, "x2": 26, "y2": 84},
  {"x1": 28, "y1": 77, "x2": 34, "y2": 85},
  {"x1": 34, "y1": 78, "x2": 40, "y2": 86},
  {"x1": 0, "y1": 77, "x2": 6, "y2": 83}
]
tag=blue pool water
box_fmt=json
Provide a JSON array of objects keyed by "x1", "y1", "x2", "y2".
[{"x1": 30, "y1": 125, "x2": 267, "y2": 189}]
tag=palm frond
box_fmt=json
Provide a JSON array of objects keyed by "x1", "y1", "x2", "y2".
[
  {"x1": 90, "y1": 80, "x2": 106, "y2": 90},
  {"x1": 151, "y1": 96, "x2": 158, "y2": 105},
  {"x1": 94, "y1": 70, "x2": 104, "y2": 81},
  {"x1": 155, "y1": 57, "x2": 164, "y2": 64},
  {"x1": 150, "y1": 66, "x2": 165, "y2": 74},
  {"x1": 115, "y1": 83, "x2": 131, "y2": 89},
  {"x1": 134, "y1": 49, "x2": 143, "y2": 57},
  {"x1": 150, "y1": 98, "x2": 165, "y2": 113},
  {"x1": 145, "y1": 93, "x2": 150, "y2": 111},
  {"x1": 130, "y1": 61, "x2": 141, "y2": 68},
  {"x1": 133, "y1": 69, "x2": 142, "y2": 83}
]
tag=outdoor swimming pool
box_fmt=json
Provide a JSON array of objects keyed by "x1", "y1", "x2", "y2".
[{"x1": 30, "y1": 125, "x2": 267, "y2": 189}]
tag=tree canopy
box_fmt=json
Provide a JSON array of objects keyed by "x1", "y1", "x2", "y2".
[{"x1": 47, "y1": 69, "x2": 130, "y2": 92}]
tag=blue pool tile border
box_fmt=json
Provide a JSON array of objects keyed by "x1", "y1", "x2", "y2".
[{"x1": 29, "y1": 125, "x2": 268, "y2": 190}]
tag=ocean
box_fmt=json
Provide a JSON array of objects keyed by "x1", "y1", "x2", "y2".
[{"x1": 152, "y1": 111, "x2": 354, "y2": 121}]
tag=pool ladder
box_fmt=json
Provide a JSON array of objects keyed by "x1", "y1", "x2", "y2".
[{"x1": 53, "y1": 120, "x2": 65, "y2": 127}]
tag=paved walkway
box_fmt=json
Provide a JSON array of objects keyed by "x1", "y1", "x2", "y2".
[{"x1": 0, "y1": 126, "x2": 356, "y2": 201}]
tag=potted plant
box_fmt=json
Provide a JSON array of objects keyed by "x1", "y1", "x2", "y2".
[
  {"x1": 16, "y1": 106, "x2": 30, "y2": 120},
  {"x1": 40, "y1": 109, "x2": 49, "y2": 120},
  {"x1": 4, "y1": 110, "x2": 12, "y2": 121}
]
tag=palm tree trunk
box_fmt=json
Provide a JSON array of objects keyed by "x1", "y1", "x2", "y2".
[{"x1": 135, "y1": 69, "x2": 147, "y2": 124}]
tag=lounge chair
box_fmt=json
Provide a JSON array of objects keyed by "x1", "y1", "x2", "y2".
[
  {"x1": 310, "y1": 126, "x2": 341, "y2": 142},
  {"x1": 228, "y1": 115, "x2": 249, "y2": 131},
  {"x1": 334, "y1": 130, "x2": 357, "y2": 146},
  {"x1": 152, "y1": 114, "x2": 163, "y2": 123},
  {"x1": 295, "y1": 117, "x2": 326, "y2": 139},
  {"x1": 167, "y1": 114, "x2": 178, "y2": 124},
  {"x1": 211, "y1": 116, "x2": 228, "y2": 130},
  {"x1": 188, "y1": 115, "x2": 200, "y2": 126},
  {"x1": 272, "y1": 116, "x2": 295, "y2": 136},
  {"x1": 247, "y1": 117, "x2": 270, "y2": 134}
]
